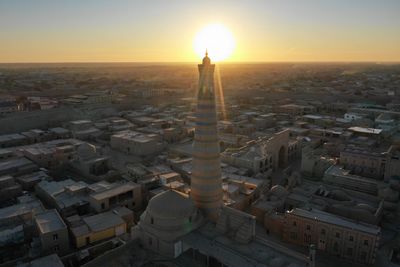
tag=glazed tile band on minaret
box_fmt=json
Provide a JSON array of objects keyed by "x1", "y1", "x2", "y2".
[{"x1": 191, "y1": 51, "x2": 223, "y2": 222}]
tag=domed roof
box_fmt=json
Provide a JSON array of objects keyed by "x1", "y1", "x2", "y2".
[
  {"x1": 202, "y1": 50, "x2": 211, "y2": 65},
  {"x1": 77, "y1": 143, "x2": 96, "y2": 160},
  {"x1": 147, "y1": 190, "x2": 197, "y2": 219},
  {"x1": 270, "y1": 185, "x2": 288, "y2": 198}
]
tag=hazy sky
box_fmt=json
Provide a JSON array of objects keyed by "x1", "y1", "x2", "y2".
[{"x1": 1, "y1": 0, "x2": 400, "y2": 62}]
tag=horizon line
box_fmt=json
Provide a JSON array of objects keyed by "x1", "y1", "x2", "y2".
[{"x1": 1, "y1": 60, "x2": 400, "y2": 65}]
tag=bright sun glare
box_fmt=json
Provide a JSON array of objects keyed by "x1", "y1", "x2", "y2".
[{"x1": 194, "y1": 24, "x2": 235, "y2": 62}]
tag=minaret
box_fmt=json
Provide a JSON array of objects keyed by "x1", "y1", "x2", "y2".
[{"x1": 191, "y1": 51, "x2": 223, "y2": 222}]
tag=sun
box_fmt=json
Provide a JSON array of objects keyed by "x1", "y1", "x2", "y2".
[{"x1": 194, "y1": 24, "x2": 235, "y2": 62}]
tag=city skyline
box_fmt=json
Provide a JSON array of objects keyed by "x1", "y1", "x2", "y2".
[{"x1": 1, "y1": 0, "x2": 400, "y2": 63}]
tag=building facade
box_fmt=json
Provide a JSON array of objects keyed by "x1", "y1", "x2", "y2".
[{"x1": 283, "y1": 208, "x2": 380, "y2": 265}]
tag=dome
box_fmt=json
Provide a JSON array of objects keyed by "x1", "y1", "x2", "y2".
[
  {"x1": 77, "y1": 143, "x2": 96, "y2": 160},
  {"x1": 202, "y1": 50, "x2": 211, "y2": 65},
  {"x1": 147, "y1": 190, "x2": 197, "y2": 219},
  {"x1": 138, "y1": 190, "x2": 203, "y2": 241},
  {"x1": 270, "y1": 185, "x2": 288, "y2": 199}
]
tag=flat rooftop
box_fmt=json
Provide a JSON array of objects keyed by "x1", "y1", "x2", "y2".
[
  {"x1": 35, "y1": 209, "x2": 67, "y2": 234},
  {"x1": 348, "y1": 126, "x2": 382, "y2": 135},
  {"x1": 287, "y1": 208, "x2": 380, "y2": 235},
  {"x1": 83, "y1": 211, "x2": 125, "y2": 232},
  {"x1": 183, "y1": 222, "x2": 309, "y2": 267},
  {"x1": 90, "y1": 183, "x2": 138, "y2": 201}
]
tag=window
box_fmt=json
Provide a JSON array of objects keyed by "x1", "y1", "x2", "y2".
[
  {"x1": 360, "y1": 251, "x2": 367, "y2": 262},
  {"x1": 306, "y1": 225, "x2": 311, "y2": 231},
  {"x1": 349, "y1": 236, "x2": 354, "y2": 242},
  {"x1": 364, "y1": 240, "x2": 369, "y2": 246},
  {"x1": 101, "y1": 203, "x2": 105, "y2": 210},
  {"x1": 290, "y1": 232, "x2": 297, "y2": 240},
  {"x1": 320, "y1": 229, "x2": 326, "y2": 235},
  {"x1": 335, "y1": 232, "x2": 340, "y2": 238},
  {"x1": 151, "y1": 217, "x2": 154, "y2": 224},
  {"x1": 54, "y1": 245, "x2": 59, "y2": 252},
  {"x1": 292, "y1": 221, "x2": 297, "y2": 226},
  {"x1": 333, "y1": 242, "x2": 339, "y2": 252},
  {"x1": 347, "y1": 248, "x2": 353, "y2": 256},
  {"x1": 53, "y1": 234, "x2": 58, "y2": 241}
]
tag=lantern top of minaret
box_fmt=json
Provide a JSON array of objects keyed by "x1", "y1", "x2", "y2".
[{"x1": 202, "y1": 49, "x2": 211, "y2": 65}]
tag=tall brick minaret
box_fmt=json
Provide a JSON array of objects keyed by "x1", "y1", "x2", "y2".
[{"x1": 191, "y1": 51, "x2": 223, "y2": 222}]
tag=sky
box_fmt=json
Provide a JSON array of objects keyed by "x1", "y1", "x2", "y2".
[{"x1": 0, "y1": 0, "x2": 400, "y2": 63}]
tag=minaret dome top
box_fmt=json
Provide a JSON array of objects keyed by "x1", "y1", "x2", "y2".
[{"x1": 202, "y1": 49, "x2": 211, "y2": 65}]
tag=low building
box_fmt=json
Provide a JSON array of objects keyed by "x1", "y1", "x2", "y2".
[
  {"x1": 49, "y1": 127, "x2": 71, "y2": 139},
  {"x1": 19, "y1": 139, "x2": 82, "y2": 169},
  {"x1": 0, "y1": 157, "x2": 38, "y2": 176},
  {"x1": 323, "y1": 165, "x2": 381, "y2": 195},
  {"x1": 344, "y1": 113, "x2": 366, "y2": 121},
  {"x1": 15, "y1": 170, "x2": 49, "y2": 191},
  {"x1": 221, "y1": 130, "x2": 290, "y2": 174},
  {"x1": 88, "y1": 182, "x2": 142, "y2": 212},
  {"x1": 69, "y1": 209, "x2": 130, "y2": 248},
  {"x1": 340, "y1": 146, "x2": 386, "y2": 180},
  {"x1": 283, "y1": 208, "x2": 380, "y2": 265},
  {"x1": 35, "y1": 209, "x2": 69, "y2": 255},
  {"x1": 110, "y1": 130, "x2": 164, "y2": 156},
  {"x1": 66, "y1": 120, "x2": 102, "y2": 140},
  {"x1": 35, "y1": 179, "x2": 90, "y2": 217},
  {"x1": 0, "y1": 175, "x2": 22, "y2": 201},
  {"x1": 17, "y1": 254, "x2": 64, "y2": 267},
  {"x1": 277, "y1": 104, "x2": 315, "y2": 116},
  {"x1": 21, "y1": 129, "x2": 53, "y2": 144},
  {"x1": 0, "y1": 198, "x2": 43, "y2": 226},
  {"x1": 0, "y1": 133, "x2": 29, "y2": 148}
]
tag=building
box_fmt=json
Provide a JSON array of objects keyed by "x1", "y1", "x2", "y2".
[
  {"x1": 16, "y1": 170, "x2": 49, "y2": 191},
  {"x1": 17, "y1": 254, "x2": 65, "y2": 267},
  {"x1": 35, "y1": 209, "x2": 69, "y2": 255},
  {"x1": 340, "y1": 146, "x2": 386, "y2": 180},
  {"x1": 344, "y1": 113, "x2": 366, "y2": 121},
  {"x1": 110, "y1": 130, "x2": 164, "y2": 156},
  {"x1": 301, "y1": 146, "x2": 335, "y2": 179},
  {"x1": 19, "y1": 139, "x2": 82, "y2": 169},
  {"x1": 384, "y1": 145, "x2": 400, "y2": 181},
  {"x1": 88, "y1": 182, "x2": 142, "y2": 212},
  {"x1": 69, "y1": 208, "x2": 131, "y2": 248},
  {"x1": 323, "y1": 165, "x2": 381, "y2": 195},
  {"x1": 35, "y1": 179, "x2": 90, "y2": 217},
  {"x1": 66, "y1": 120, "x2": 102, "y2": 140},
  {"x1": 190, "y1": 51, "x2": 223, "y2": 221},
  {"x1": 0, "y1": 157, "x2": 38, "y2": 176},
  {"x1": 283, "y1": 208, "x2": 380, "y2": 265},
  {"x1": 0, "y1": 99, "x2": 18, "y2": 114},
  {"x1": 277, "y1": 104, "x2": 315, "y2": 116},
  {"x1": 221, "y1": 130, "x2": 292, "y2": 174},
  {"x1": 0, "y1": 133, "x2": 29, "y2": 148},
  {"x1": 0, "y1": 175, "x2": 22, "y2": 201},
  {"x1": 134, "y1": 190, "x2": 203, "y2": 258}
]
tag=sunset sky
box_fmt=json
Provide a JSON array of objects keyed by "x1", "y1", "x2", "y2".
[{"x1": 1, "y1": 0, "x2": 399, "y2": 63}]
